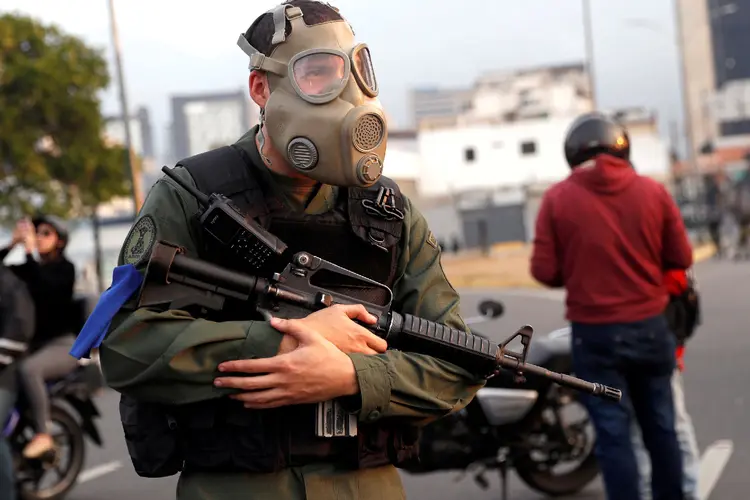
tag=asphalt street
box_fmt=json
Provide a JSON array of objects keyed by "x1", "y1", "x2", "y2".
[{"x1": 66, "y1": 257, "x2": 747, "y2": 500}]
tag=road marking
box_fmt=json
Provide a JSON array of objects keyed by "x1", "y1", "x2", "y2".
[
  {"x1": 500, "y1": 289, "x2": 565, "y2": 302},
  {"x1": 700, "y1": 440, "x2": 733, "y2": 500},
  {"x1": 77, "y1": 460, "x2": 123, "y2": 484}
]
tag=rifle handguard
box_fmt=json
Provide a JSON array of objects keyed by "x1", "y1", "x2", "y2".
[{"x1": 385, "y1": 313, "x2": 498, "y2": 377}]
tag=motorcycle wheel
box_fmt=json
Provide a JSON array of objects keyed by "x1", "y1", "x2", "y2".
[
  {"x1": 514, "y1": 386, "x2": 599, "y2": 497},
  {"x1": 515, "y1": 450, "x2": 598, "y2": 497},
  {"x1": 18, "y1": 403, "x2": 86, "y2": 500}
]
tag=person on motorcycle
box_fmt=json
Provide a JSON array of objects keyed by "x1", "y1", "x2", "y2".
[
  {"x1": 0, "y1": 215, "x2": 78, "y2": 459},
  {"x1": 0, "y1": 264, "x2": 36, "y2": 500},
  {"x1": 633, "y1": 268, "x2": 701, "y2": 500},
  {"x1": 530, "y1": 112, "x2": 693, "y2": 500}
]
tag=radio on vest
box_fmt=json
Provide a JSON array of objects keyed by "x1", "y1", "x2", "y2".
[{"x1": 161, "y1": 165, "x2": 288, "y2": 273}]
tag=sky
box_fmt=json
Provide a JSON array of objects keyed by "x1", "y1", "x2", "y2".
[{"x1": 2, "y1": 0, "x2": 687, "y2": 164}]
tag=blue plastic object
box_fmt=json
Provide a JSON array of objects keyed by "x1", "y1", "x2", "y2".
[{"x1": 69, "y1": 264, "x2": 143, "y2": 359}]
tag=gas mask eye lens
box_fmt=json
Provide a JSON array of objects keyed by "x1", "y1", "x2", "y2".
[
  {"x1": 352, "y1": 44, "x2": 378, "y2": 97},
  {"x1": 292, "y1": 52, "x2": 347, "y2": 100}
]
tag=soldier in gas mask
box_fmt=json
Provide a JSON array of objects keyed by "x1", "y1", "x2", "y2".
[{"x1": 96, "y1": 2, "x2": 484, "y2": 499}]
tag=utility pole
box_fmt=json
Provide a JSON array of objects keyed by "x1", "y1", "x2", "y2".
[
  {"x1": 107, "y1": 0, "x2": 144, "y2": 215},
  {"x1": 582, "y1": 0, "x2": 597, "y2": 109}
]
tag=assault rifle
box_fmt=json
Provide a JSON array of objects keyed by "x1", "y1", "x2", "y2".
[
  {"x1": 152, "y1": 165, "x2": 622, "y2": 438},
  {"x1": 137, "y1": 240, "x2": 622, "y2": 436}
]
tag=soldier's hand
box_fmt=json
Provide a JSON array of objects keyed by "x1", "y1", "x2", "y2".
[
  {"x1": 278, "y1": 304, "x2": 386, "y2": 356},
  {"x1": 215, "y1": 317, "x2": 360, "y2": 408}
]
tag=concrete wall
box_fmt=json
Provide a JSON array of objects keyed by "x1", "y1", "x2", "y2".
[
  {"x1": 419, "y1": 198, "x2": 464, "y2": 246},
  {"x1": 461, "y1": 204, "x2": 526, "y2": 248}
]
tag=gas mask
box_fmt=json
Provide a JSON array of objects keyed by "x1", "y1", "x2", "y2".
[{"x1": 238, "y1": 4, "x2": 387, "y2": 187}]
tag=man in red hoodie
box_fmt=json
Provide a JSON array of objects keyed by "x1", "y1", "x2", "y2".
[{"x1": 530, "y1": 112, "x2": 694, "y2": 500}]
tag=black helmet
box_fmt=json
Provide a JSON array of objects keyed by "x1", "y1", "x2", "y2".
[
  {"x1": 32, "y1": 214, "x2": 69, "y2": 249},
  {"x1": 564, "y1": 112, "x2": 630, "y2": 168}
]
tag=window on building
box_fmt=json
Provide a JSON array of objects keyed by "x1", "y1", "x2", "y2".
[
  {"x1": 520, "y1": 141, "x2": 537, "y2": 155},
  {"x1": 464, "y1": 147, "x2": 476, "y2": 162}
]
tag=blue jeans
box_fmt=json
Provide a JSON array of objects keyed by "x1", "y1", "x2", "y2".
[
  {"x1": 0, "y1": 387, "x2": 16, "y2": 500},
  {"x1": 633, "y1": 369, "x2": 700, "y2": 500},
  {"x1": 571, "y1": 314, "x2": 684, "y2": 500}
]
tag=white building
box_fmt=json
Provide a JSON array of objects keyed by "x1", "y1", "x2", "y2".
[
  {"x1": 416, "y1": 113, "x2": 671, "y2": 199},
  {"x1": 169, "y1": 90, "x2": 260, "y2": 164},
  {"x1": 381, "y1": 131, "x2": 422, "y2": 200},
  {"x1": 410, "y1": 88, "x2": 473, "y2": 128},
  {"x1": 414, "y1": 63, "x2": 593, "y2": 129},
  {"x1": 104, "y1": 118, "x2": 144, "y2": 157},
  {"x1": 103, "y1": 108, "x2": 155, "y2": 153},
  {"x1": 464, "y1": 63, "x2": 592, "y2": 125},
  {"x1": 102, "y1": 106, "x2": 156, "y2": 174}
]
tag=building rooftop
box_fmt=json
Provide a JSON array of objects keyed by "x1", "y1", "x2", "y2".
[
  {"x1": 389, "y1": 130, "x2": 418, "y2": 139},
  {"x1": 475, "y1": 61, "x2": 586, "y2": 84}
]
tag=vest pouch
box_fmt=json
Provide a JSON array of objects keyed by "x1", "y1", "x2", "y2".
[
  {"x1": 179, "y1": 401, "x2": 230, "y2": 471},
  {"x1": 223, "y1": 403, "x2": 284, "y2": 472},
  {"x1": 119, "y1": 394, "x2": 184, "y2": 478}
]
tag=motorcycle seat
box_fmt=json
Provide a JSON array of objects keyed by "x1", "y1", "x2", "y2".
[
  {"x1": 47, "y1": 362, "x2": 103, "y2": 394},
  {"x1": 46, "y1": 365, "x2": 86, "y2": 388}
]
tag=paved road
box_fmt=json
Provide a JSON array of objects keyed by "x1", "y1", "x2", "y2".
[{"x1": 66, "y1": 257, "x2": 746, "y2": 499}]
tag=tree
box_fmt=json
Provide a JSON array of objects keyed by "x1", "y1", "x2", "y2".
[{"x1": 0, "y1": 13, "x2": 131, "y2": 226}]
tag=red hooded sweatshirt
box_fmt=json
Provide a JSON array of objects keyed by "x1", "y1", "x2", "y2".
[{"x1": 530, "y1": 155, "x2": 693, "y2": 324}]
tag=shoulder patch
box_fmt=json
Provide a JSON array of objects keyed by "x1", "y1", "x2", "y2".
[
  {"x1": 122, "y1": 215, "x2": 157, "y2": 266},
  {"x1": 426, "y1": 231, "x2": 438, "y2": 249}
]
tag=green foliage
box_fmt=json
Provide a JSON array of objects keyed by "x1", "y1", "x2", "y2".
[{"x1": 0, "y1": 12, "x2": 131, "y2": 225}]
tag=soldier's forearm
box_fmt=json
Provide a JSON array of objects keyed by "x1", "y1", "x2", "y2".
[
  {"x1": 100, "y1": 309, "x2": 283, "y2": 405},
  {"x1": 346, "y1": 350, "x2": 485, "y2": 425}
]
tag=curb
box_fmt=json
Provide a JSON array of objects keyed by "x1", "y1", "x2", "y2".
[
  {"x1": 692, "y1": 243, "x2": 716, "y2": 263},
  {"x1": 446, "y1": 243, "x2": 717, "y2": 289}
]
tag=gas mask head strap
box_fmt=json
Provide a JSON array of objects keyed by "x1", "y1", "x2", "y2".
[{"x1": 236, "y1": 4, "x2": 304, "y2": 76}]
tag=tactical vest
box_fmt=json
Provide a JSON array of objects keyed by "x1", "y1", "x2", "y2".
[{"x1": 120, "y1": 144, "x2": 421, "y2": 478}]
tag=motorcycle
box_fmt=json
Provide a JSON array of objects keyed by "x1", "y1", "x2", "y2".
[
  {"x1": 3, "y1": 295, "x2": 105, "y2": 500},
  {"x1": 401, "y1": 299, "x2": 598, "y2": 499}
]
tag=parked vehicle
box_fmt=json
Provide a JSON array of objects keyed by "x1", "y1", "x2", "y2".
[
  {"x1": 400, "y1": 300, "x2": 598, "y2": 499},
  {"x1": 3, "y1": 295, "x2": 104, "y2": 500}
]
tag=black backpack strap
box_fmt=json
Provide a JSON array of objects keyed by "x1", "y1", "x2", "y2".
[
  {"x1": 346, "y1": 176, "x2": 405, "y2": 251},
  {"x1": 176, "y1": 145, "x2": 270, "y2": 222}
]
